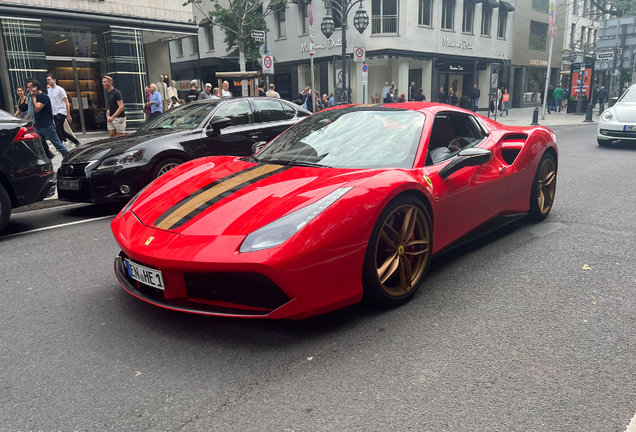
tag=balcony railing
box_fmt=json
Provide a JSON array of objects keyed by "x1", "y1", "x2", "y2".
[{"x1": 371, "y1": 15, "x2": 398, "y2": 34}]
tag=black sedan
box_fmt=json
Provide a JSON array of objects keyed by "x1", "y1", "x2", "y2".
[
  {"x1": 57, "y1": 97, "x2": 311, "y2": 204},
  {"x1": 0, "y1": 110, "x2": 56, "y2": 233}
]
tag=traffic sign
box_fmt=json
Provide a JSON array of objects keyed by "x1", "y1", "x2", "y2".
[
  {"x1": 259, "y1": 44, "x2": 271, "y2": 56},
  {"x1": 251, "y1": 30, "x2": 265, "y2": 42},
  {"x1": 362, "y1": 64, "x2": 368, "y2": 73},
  {"x1": 362, "y1": 72, "x2": 368, "y2": 85},
  {"x1": 308, "y1": 4, "x2": 313, "y2": 26},
  {"x1": 354, "y1": 46, "x2": 366, "y2": 62},
  {"x1": 262, "y1": 55, "x2": 274, "y2": 74}
]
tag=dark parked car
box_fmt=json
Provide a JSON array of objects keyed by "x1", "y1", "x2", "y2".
[
  {"x1": 0, "y1": 110, "x2": 55, "y2": 233},
  {"x1": 57, "y1": 97, "x2": 311, "y2": 204}
]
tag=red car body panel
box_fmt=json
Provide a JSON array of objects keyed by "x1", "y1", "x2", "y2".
[{"x1": 111, "y1": 103, "x2": 557, "y2": 319}]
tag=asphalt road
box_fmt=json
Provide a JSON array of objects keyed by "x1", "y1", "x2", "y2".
[{"x1": 1, "y1": 125, "x2": 635, "y2": 431}]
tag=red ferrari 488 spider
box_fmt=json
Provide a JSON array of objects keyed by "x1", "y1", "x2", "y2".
[{"x1": 111, "y1": 103, "x2": 557, "y2": 319}]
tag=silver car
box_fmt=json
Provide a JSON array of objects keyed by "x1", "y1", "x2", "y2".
[{"x1": 597, "y1": 84, "x2": 636, "y2": 146}]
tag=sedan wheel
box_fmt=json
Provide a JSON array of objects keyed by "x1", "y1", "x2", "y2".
[
  {"x1": 0, "y1": 184, "x2": 12, "y2": 234},
  {"x1": 363, "y1": 197, "x2": 432, "y2": 306},
  {"x1": 529, "y1": 152, "x2": 557, "y2": 221},
  {"x1": 152, "y1": 158, "x2": 183, "y2": 179}
]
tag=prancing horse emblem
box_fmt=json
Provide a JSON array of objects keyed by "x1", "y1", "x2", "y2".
[{"x1": 144, "y1": 236, "x2": 154, "y2": 246}]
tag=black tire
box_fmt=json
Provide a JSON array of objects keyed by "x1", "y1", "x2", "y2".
[
  {"x1": 0, "y1": 184, "x2": 12, "y2": 234},
  {"x1": 151, "y1": 158, "x2": 183, "y2": 179},
  {"x1": 362, "y1": 195, "x2": 433, "y2": 306},
  {"x1": 597, "y1": 138, "x2": 612, "y2": 147},
  {"x1": 528, "y1": 152, "x2": 557, "y2": 222}
]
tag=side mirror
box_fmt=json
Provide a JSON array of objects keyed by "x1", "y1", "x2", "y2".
[
  {"x1": 252, "y1": 141, "x2": 267, "y2": 155},
  {"x1": 438, "y1": 147, "x2": 492, "y2": 179},
  {"x1": 206, "y1": 117, "x2": 232, "y2": 136}
]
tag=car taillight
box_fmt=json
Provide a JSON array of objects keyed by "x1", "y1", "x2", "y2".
[{"x1": 13, "y1": 126, "x2": 38, "y2": 142}]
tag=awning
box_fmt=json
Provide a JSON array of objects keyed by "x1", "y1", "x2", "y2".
[
  {"x1": 198, "y1": 17, "x2": 211, "y2": 27},
  {"x1": 475, "y1": 0, "x2": 500, "y2": 7},
  {"x1": 499, "y1": 1, "x2": 515, "y2": 11}
]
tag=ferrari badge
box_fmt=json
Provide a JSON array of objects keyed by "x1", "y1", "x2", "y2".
[{"x1": 144, "y1": 236, "x2": 155, "y2": 246}]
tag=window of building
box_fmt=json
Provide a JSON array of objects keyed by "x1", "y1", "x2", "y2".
[
  {"x1": 372, "y1": 0, "x2": 399, "y2": 34},
  {"x1": 190, "y1": 36, "x2": 199, "y2": 55},
  {"x1": 481, "y1": 6, "x2": 492, "y2": 36},
  {"x1": 572, "y1": 0, "x2": 579, "y2": 15},
  {"x1": 529, "y1": 20, "x2": 548, "y2": 51},
  {"x1": 441, "y1": 0, "x2": 455, "y2": 30},
  {"x1": 419, "y1": 0, "x2": 433, "y2": 26},
  {"x1": 531, "y1": 0, "x2": 549, "y2": 14},
  {"x1": 580, "y1": 25, "x2": 586, "y2": 46},
  {"x1": 176, "y1": 38, "x2": 183, "y2": 57},
  {"x1": 205, "y1": 25, "x2": 214, "y2": 51},
  {"x1": 462, "y1": 0, "x2": 474, "y2": 33},
  {"x1": 583, "y1": 0, "x2": 589, "y2": 16},
  {"x1": 570, "y1": 23, "x2": 576, "y2": 46},
  {"x1": 276, "y1": 8, "x2": 287, "y2": 39},
  {"x1": 300, "y1": 4, "x2": 309, "y2": 35},
  {"x1": 497, "y1": 7, "x2": 507, "y2": 38},
  {"x1": 593, "y1": 29, "x2": 598, "y2": 44}
]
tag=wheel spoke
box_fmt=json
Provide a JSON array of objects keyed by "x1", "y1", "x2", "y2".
[
  {"x1": 399, "y1": 207, "x2": 414, "y2": 241},
  {"x1": 538, "y1": 189, "x2": 545, "y2": 211},
  {"x1": 404, "y1": 247, "x2": 429, "y2": 256},
  {"x1": 378, "y1": 253, "x2": 399, "y2": 284},
  {"x1": 404, "y1": 239, "x2": 428, "y2": 247},
  {"x1": 383, "y1": 223, "x2": 401, "y2": 244},
  {"x1": 400, "y1": 255, "x2": 412, "y2": 288},
  {"x1": 379, "y1": 229, "x2": 397, "y2": 251},
  {"x1": 542, "y1": 170, "x2": 556, "y2": 187}
]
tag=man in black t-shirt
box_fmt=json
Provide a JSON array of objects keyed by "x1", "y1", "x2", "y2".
[
  {"x1": 31, "y1": 80, "x2": 68, "y2": 159},
  {"x1": 102, "y1": 76, "x2": 126, "y2": 138},
  {"x1": 414, "y1": 88, "x2": 426, "y2": 101},
  {"x1": 186, "y1": 80, "x2": 199, "y2": 103}
]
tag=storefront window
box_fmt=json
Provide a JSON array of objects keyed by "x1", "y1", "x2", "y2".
[
  {"x1": 42, "y1": 27, "x2": 100, "y2": 58},
  {"x1": 524, "y1": 67, "x2": 546, "y2": 103}
]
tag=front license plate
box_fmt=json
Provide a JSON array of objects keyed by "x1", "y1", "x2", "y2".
[
  {"x1": 58, "y1": 179, "x2": 81, "y2": 190},
  {"x1": 623, "y1": 125, "x2": 636, "y2": 131},
  {"x1": 125, "y1": 259, "x2": 165, "y2": 290}
]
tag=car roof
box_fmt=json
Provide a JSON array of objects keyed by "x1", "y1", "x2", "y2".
[{"x1": 188, "y1": 96, "x2": 312, "y2": 114}]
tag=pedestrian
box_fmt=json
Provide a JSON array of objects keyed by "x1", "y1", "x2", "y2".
[
  {"x1": 186, "y1": 80, "x2": 199, "y2": 103},
  {"x1": 143, "y1": 85, "x2": 152, "y2": 124},
  {"x1": 620, "y1": 86, "x2": 627, "y2": 99},
  {"x1": 30, "y1": 80, "x2": 68, "y2": 158},
  {"x1": 102, "y1": 75, "x2": 126, "y2": 137},
  {"x1": 222, "y1": 80, "x2": 232, "y2": 98},
  {"x1": 553, "y1": 84, "x2": 564, "y2": 113},
  {"x1": 14, "y1": 86, "x2": 29, "y2": 120},
  {"x1": 398, "y1": 93, "x2": 407, "y2": 103},
  {"x1": 258, "y1": 82, "x2": 266, "y2": 96},
  {"x1": 212, "y1": 88, "x2": 220, "y2": 99},
  {"x1": 471, "y1": 84, "x2": 480, "y2": 112},
  {"x1": 597, "y1": 86, "x2": 607, "y2": 113},
  {"x1": 500, "y1": 89, "x2": 510, "y2": 116},
  {"x1": 547, "y1": 85, "x2": 555, "y2": 114},
  {"x1": 591, "y1": 84, "x2": 598, "y2": 108},
  {"x1": 449, "y1": 88, "x2": 458, "y2": 106},
  {"x1": 198, "y1": 83, "x2": 213, "y2": 100},
  {"x1": 322, "y1": 94, "x2": 330, "y2": 108},
  {"x1": 25, "y1": 78, "x2": 54, "y2": 159},
  {"x1": 169, "y1": 96, "x2": 180, "y2": 109},
  {"x1": 47, "y1": 74, "x2": 80, "y2": 146},
  {"x1": 296, "y1": 87, "x2": 309, "y2": 104},
  {"x1": 438, "y1": 87, "x2": 447, "y2": 104},
  {"x1": 314, "y1": 91, "x2": 323, "y2": 110},
  {"x1": 414, "y1": 88, "x2": 426, "y2": 101},
  {"x1": 266, "y1": 84, "x2": 281, "y2": 98},
  {"x1": 146, "y1": 83, "x2": 162, "y2": 120}
]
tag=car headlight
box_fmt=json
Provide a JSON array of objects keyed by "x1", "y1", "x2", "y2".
[
  {"x1": 601, "y1": 110, "x2": 614, "y2": 122},
  {"x1": 239, "y1": 187, "x2": 353, "y2": 253},
  {"x1": 97, "y1": 149, "x2": 145, "y2": 170}
]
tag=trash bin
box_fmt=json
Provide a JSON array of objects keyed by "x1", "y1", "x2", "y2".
[{"x1": 608, "y1": 97, "x2": 619, "y2": 108}]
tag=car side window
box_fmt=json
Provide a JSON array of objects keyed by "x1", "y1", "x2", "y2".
[
  {"x1": 252, "y1": 99, "x2": 287, "y2": 122},
  {"x1": 282, "y1": 103, "x2": 297, "y2": 120},
  {"x1": 425, "y1": 112, "x2": 487, "y2": 166},
  {"x1": 213, "y1": 100, "x2": 254, "y2": 126}
]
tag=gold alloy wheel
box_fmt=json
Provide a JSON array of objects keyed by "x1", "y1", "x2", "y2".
[
  {"x1": 375, "y1": 204, "x2": 430, "y2": 297},
  {"x1": 537, "y1": 158, "x2": 557, "y2": 215}
]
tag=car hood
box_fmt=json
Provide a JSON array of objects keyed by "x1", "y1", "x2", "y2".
[
  {"x1": 130, "y1": 156, "x2": 370, "y2": 236},
  {"x1": 63, "y1": 129, "x2": 197, "y2": 163},
  {"x1": 614, "y1": 102, "x2": 636, "y2": 122}
]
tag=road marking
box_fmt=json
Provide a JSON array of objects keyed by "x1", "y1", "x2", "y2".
[
  {"x1": 1, "y1": 216, "x2": 114, "y2": 239},
  {"x1": 624, "y1": 411, "x2": 636, "y2": 432}
]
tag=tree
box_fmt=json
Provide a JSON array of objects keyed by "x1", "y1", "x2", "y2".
[
  {"x1": 185, "y1": 0, "x2": 286, "y2": 95},
  {"x1": 587, "y1": 0, "x2": 636, "y2": 17}
]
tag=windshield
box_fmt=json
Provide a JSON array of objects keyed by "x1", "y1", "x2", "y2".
[
  {"x1": 619, "y1": 88, "x2": 636, "y2": 103},
  {"x1": 140, "y1": 102, "x2": 220, "y2": 130},
  {"x1": 257, "y1": 107, "x2": 425, "y2": 169}
]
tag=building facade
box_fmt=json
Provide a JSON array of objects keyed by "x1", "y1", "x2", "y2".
[
  {"x1": 260, "y1": 0, "x2": 516, "y2": 109},
  {"x1": 0, "y1": 0, "x2": 197, "y2": 131},
  {"x1": 509, "y1": 0, "x2": 566, "y2": 108}
]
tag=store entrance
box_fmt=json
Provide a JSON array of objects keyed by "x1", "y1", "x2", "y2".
[
  {"x1": 46, "y1": 58, "x2": 107, "y2": 133},
  {"x1": 438, "y1": 73, "x2": 472, "y2": 108}
]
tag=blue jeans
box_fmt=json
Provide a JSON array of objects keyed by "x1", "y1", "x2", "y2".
[
  {"x1": 547, "y1": 99, "x2": 555, "y2": 112},
  {"x1": 500, "y1": 101, "x2": 509, "y2": 115},
  {"x1": 36, "y1": 125, "x2": 69, "y2": 156},
  {"x1": 554, "y1": 98, "x2": 562, "y2": 112},
  {"x1": 472, "y1": 98, "x2": 479, "y2": 111}
]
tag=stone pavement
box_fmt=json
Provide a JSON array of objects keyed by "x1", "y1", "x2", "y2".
[{"x1": 481, "y1": 105, "x2": 601, "y2": 128}]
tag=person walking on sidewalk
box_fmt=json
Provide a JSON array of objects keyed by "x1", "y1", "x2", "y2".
[
  {"x1": 47, "y1": 74, "x2": 80, "y2": 146},
  {"x1": 186, "y1": 80, "x2": 199, "y2": 103},
  {"x1": 102, "y1": 75, "x2": 126, "y2": 137},
  {"x1": 266, "y1": 84, "x2": 280, "y2": 98},
  {"x1": 597, "y1": 86, "x2": 607, "y2": 114},
  {"x1": 147, "y1": 84, "x2": 163, "y2": 120},
  {"x1": 437, "y1": 87, "x2": 447, "y2": 104},
  {"x1": 546, "y1": 85, "x2": 555, "y2": 113},
  {"x1": 553, "y1": 85, "x2": 564, "y2": 113},
  {"x1": 31, "y1": 80, "x2": 68, "y2": 159},
  {"x1": 500, "y1": 89, "x2": 510, "y2": 116},
  {"x1": 471, "y1": 84, "x2": 480, "y2": 112}
]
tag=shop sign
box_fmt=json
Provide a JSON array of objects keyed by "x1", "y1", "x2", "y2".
[
  {"x1": 477, "y1": 62, "x2": 487, "y2": 70},
  {"x1": 442, "y1": 38, "x2": 473, "y2": 49},
  {"x1": 435, "y1": 60, "x2": 446, "y2": 68},
  {"x1": 529, "y1": 59, "x2": 549, "y2": 66},
  {"x1": 448, "y1": 64, "x2": 465, "y2": 71},
  {"x1": 176, "y1": 80, "x2": 197, "y2": 90},
  {"x1": 300, "y1": 38, "x2": 342, "y2": 52}
]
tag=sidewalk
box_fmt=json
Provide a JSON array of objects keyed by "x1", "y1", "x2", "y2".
[{"x1": 482, "y1": 106, "x2": 599, "y2": 128}]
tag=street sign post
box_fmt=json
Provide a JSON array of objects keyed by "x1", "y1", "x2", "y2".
[
  {"x1": 489, "y1": 63, "x2": 500, "y2": 121},
  {"x1": 308, "y1": 4, "x2": 315, "y2": 112},
  {"x1": 361, "y1": 64, "x2": 368, "y2": 103},
  {"x1": 262, "y1": 55, "x2": 274, "y2": 74},
  {"x1": 251, "y1": 30, "x2": 265, "y2": 42},
  {"x1": 354, "y1": 46, "x2": 366, "y2": 62}
]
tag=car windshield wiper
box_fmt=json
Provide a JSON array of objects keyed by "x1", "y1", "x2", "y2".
[{"x1": 259, "y1": 158, "x2": 330, "y2": 168}]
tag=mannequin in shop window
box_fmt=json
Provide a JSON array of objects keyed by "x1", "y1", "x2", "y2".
[
  {"x1": 167, "y1": 80, "x2": 178, "y2": 103},
  {"x1": 382, "y1": 82, "x2": 390, "y2": 100},
  {"x1": 155, "y1": 75, "x2": 169, "y2": 111}
]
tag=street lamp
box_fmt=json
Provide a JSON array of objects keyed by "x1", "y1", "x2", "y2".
[{"x1": 321, "y1": 0, "x2": 369, "y2": 104}]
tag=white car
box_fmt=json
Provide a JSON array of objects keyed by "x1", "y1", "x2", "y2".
[{"x1": 597, "y1": 84, "x2": 636, "y2": 146}]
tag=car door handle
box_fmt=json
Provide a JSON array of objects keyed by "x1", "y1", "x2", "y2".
[{"x1": 250, "y1": 134, "x2": 260, "y2": 139}]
